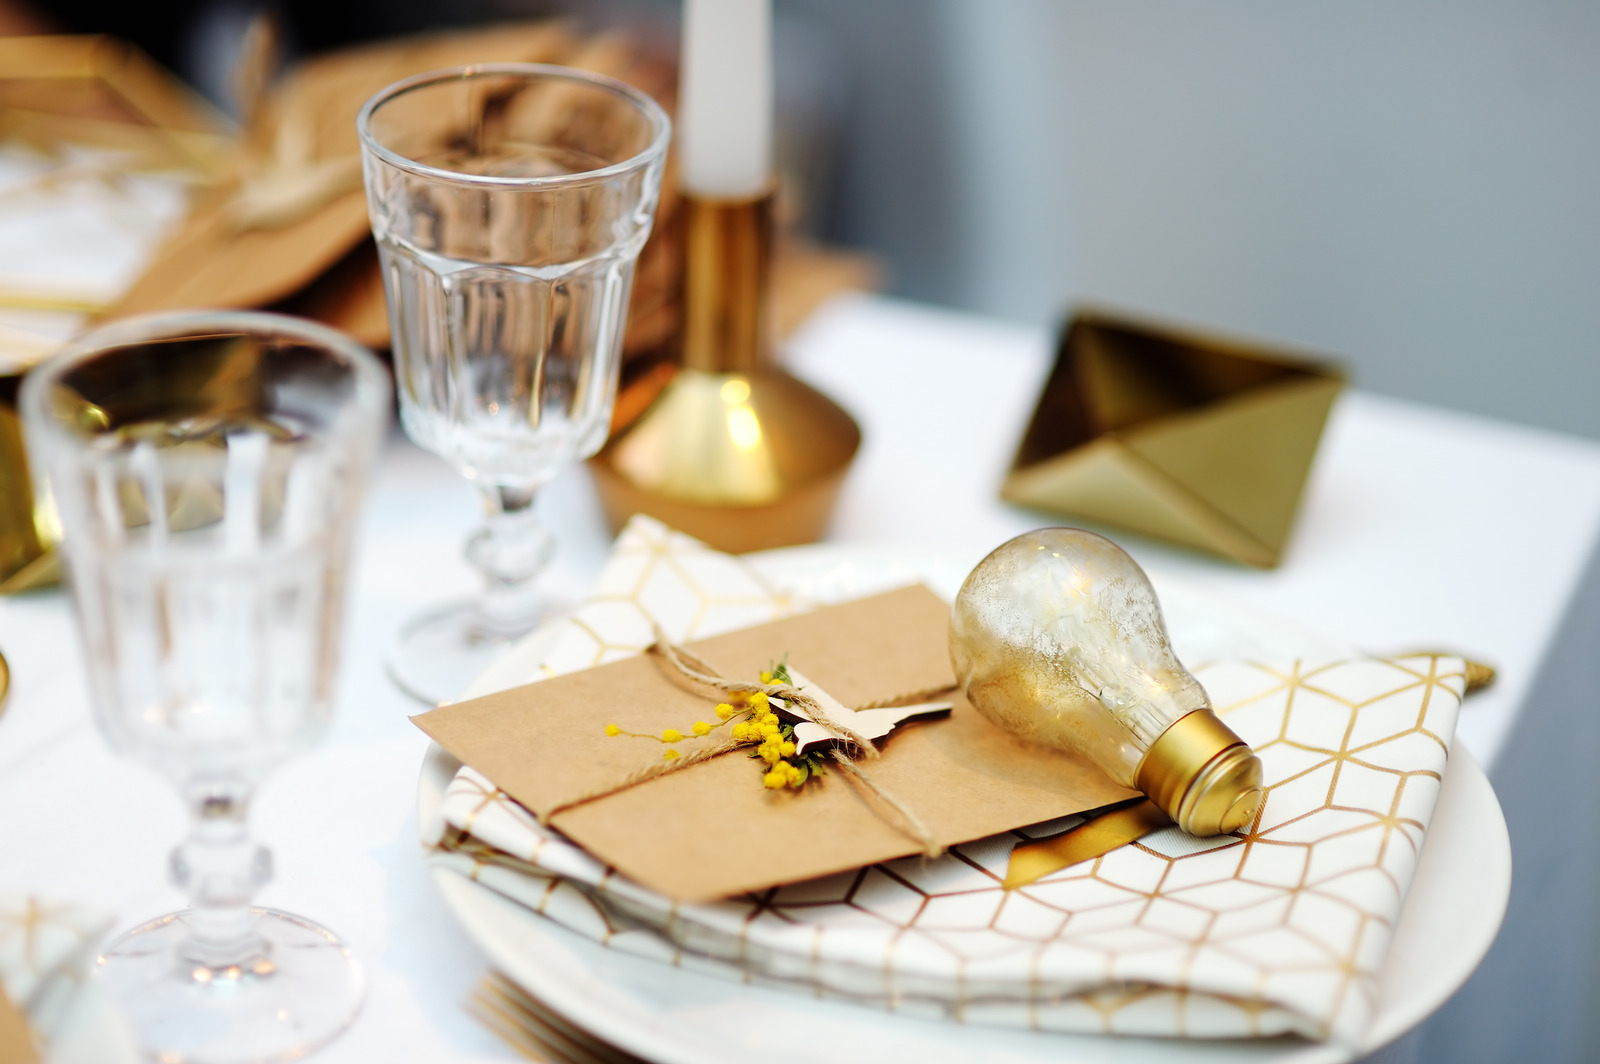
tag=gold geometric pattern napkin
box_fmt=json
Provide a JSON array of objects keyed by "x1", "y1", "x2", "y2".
[
  {"x1": 484, "y1": 514, "x2": 802, "y2": 680},
  {"x1": 428, "y1": 517, "x2": 1466, "y2": 1044},
  {"x1": 0, "y1": 895, "x2": 112, "y2": 1055}
]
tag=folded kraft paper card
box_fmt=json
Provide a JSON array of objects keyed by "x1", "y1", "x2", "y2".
[{"x1": 413, "y1": 583, "x2": 1137, "y2": 902}]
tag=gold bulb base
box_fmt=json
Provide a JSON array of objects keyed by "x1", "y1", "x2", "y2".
[
  {"x1": 1136, "y1": 709, "x2": 1264, "y2": 837},
  {"x1": 590, "y1": 190, "x2": 861, "y2": 553}
]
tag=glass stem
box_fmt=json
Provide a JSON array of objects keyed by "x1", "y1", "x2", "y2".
[
  {"x1": 170, "y1": 788, "x2": 272, "y2": 969},
  {"x1": 467, "y1": 483, "x2": 553, "y2": 635}
]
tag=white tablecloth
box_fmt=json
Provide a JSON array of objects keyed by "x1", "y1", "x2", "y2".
[{"x1": 3, "y1": 294, "x2": 1598, "y2": 1062}]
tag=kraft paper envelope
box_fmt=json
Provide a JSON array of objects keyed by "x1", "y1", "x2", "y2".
[
  {"x1": 0, "y1": 990, "x2": 33, "y2": 1064},
  {"x1": 0, "y1": 35, "x2": 231, "y2": 178},
  {"x1": 101, "y1": 21, "x2": 620, "y2": 348},
  {"x1": 1002, "y1": 310, "x2": 1344, "y2": 568},
  {"x1": 413, "y1": 584, "x2": 1135, "y2": 902},
  {"x1": 96, "y1": 22, "x2": 875, "y2": 361},
  {"x1": 0, "y1": 35, "x2": 232, "y2": 594}
]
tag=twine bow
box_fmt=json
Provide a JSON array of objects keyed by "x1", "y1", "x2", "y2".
[
  {"x1": 540, "y1": 628, "x2": 944, "y2": 858},
  {"x1": 646, "y1": 628, "x2": 880, "y2": 755}
]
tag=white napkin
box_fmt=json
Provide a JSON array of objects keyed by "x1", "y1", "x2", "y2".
[
  {"x1": 428, "y1": 516, "x2": 1466, "y2": 1044},
  {"x1": 0, "y1": 894, "x2": 143, "y2": 1063},
  {"x1": 0, "y1": 145, "x2": 189, "y2": 370}
]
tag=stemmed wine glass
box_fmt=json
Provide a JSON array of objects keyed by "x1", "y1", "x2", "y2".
[
  {"x1": 21, "y1": 311, "x2": 390, "y2": 1063},
  {"x1": 357, "y1": 64, "x2": 670, "y2": 704}
]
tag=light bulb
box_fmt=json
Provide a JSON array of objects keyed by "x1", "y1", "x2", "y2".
[{"x1": 949, "y1": 528, "x2": 1263, "y2": 836}]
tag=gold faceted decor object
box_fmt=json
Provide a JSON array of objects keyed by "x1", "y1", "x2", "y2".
[
  {"x1": 591, "y1": 192, "x2": 860, "y2": 553},
  {"x1": 0, "y1": 373, "x2": 59, "y2": 594},
  {"x1": 1002, "y1": 310, "x2": 1344, "y2": 567}
]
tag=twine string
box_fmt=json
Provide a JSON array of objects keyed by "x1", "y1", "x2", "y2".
[
  {"x1": 537, "y1": 629, "x2": 945, "y2": 857},
  {"x1": 541, "y1": 735, "x2": 747, "y2": 823},
  {"x1": 648, "y1": 625, "x2": 880, "y2": 756},
  {"x1": 856, "y1": 684, "x2": 961, "y2": 711},
  {"x1": 826, "y1": 752, "x2": 940, "y2": 858}
]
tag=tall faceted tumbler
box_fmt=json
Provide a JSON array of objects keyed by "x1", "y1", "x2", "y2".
[
  {"x1": 21, "y1": 311, "x2": 390, "y2": 1063},
  {"x1": 358, "y1": 64, "x2": 670, "y2": 703}
]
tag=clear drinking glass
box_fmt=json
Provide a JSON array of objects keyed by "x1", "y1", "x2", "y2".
[
  {"x1": 358, "y1": 64, "x2": 670, "y2": 704},
  {"x1": 20, "y1": 311, "x2": 390, "y2": 1063}
]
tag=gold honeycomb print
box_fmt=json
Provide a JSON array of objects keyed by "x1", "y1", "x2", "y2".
[
  {"x1": 0, "y1": 895, "x2": 111, "y2": 1024},
  {"x1": 534, "y1": 515, "x2": 799, "y2": 679},
  {"x1": 430, "y1": 520, "x2": 1467, "y2": 1043}
]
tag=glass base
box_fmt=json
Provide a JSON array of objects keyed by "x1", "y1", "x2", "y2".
[
  {"x1": 387, "y1": 597, "x2": 558, "y2": 705},
  {"x1": 96, "y1": 907, "x2": 363, "y2": 1064}
]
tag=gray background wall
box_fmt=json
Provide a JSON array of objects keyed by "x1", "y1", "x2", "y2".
[{"x1": 788, "y1": 0, "x2": 1600, "y2": 440}]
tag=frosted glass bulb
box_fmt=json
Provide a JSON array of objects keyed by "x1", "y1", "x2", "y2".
[{"x1": 950, "y1": 528, "x2": 1263, "y2": 836}]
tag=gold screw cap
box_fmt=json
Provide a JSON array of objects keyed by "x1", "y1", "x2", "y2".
[{"x1": 1136, "y1": 709, "x2": 1264, "y2": 837}]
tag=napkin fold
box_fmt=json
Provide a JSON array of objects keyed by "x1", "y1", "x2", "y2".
[{"x1": 427, "y1": 516, "x2": 1466, "y2": 1044}]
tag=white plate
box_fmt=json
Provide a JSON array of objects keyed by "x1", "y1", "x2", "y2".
[{"x1": 419, "y1": 545, "x2": 1510, "y2": 1063}]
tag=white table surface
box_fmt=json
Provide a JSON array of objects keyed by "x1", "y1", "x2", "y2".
[{"x1": 4, "y1": 293, "x2": 1599, "y2": 1062}]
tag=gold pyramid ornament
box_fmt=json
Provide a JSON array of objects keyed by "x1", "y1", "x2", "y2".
[{"x1": 1002, "y1": 311, "x2": 1343, "y2": 567}]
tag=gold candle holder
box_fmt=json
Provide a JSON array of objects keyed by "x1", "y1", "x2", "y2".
[
  {"x1": 590, "y1": 190, "x2": 860, "y2": 553},
  {"x1": 0, "y1": 370, "x2": 59, "y2": 595}
]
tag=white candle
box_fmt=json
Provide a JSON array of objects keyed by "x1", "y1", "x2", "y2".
[{"x1": 679, "y1": 0, "x2": 773, "y2": 198}]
